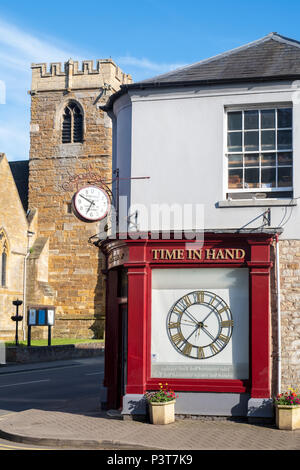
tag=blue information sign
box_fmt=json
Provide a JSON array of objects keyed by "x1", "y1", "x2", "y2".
[{"x1": 38, "y1": 309, "x2": 46, "y2": 325}]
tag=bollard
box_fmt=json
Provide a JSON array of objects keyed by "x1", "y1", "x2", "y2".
[{"x1": 11, "y1": 299, "x2": 23, "y2": 346}]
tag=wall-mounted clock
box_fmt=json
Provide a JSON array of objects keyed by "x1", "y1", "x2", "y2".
[
  {"x1": 167, "y1": 290, "x2": 233, "y2": 360},
  {"x1": 72, "y1": 185, "x2": 110, "y2": 222}
]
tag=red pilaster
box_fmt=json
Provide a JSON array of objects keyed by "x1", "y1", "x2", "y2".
[
  {"x1": 126, "y1": 262, "x2": 148, "y2": 395},
  {"x1": 247, "y1": 239, "x2": 272, "y2": 398}
]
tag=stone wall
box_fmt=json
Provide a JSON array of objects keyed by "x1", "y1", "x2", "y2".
[
  {"x1": 278, "y1": 240, "x2": 300, "y2": 391},
  {"x1": 0, "y1": 155, "x2": 28, "y2": 340},
  {"x1": 5, "y1": 342, "x2": 104, "y2": 363},
  {"x1": 28, "y1": 60, "x2": 131, "y2": 339}
]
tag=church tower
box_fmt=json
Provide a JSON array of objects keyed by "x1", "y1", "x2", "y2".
[{"x1": 28, "y1": 59, "x2": 131, "y2": 338}]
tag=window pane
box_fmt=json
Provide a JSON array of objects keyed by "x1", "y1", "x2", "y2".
[
  {"x1": 277, "y1": 130, "x2": 292, "y2": 150},
  {"x1": 261, "y1": 130, "x2": 275, "y2": 150},
  {"x1": 228, "y1": 169, "x2": 243, "y2": 188},
  {"x1": 261, "y1": 110, "x2": 275, "y2": 129},
  {"x1": 228, "y1": 132, "x2": 242, "y2": 152},
  {"x1": 278, "y1": 167, "x2": 292, "y2": 187},
  {"x1": 244, "y1": 154, "x2": 259, "y2": 167},
  {"x1": 245, "y1": 168, "x2": 259, "y2": 188},
  {"x1": 244, "y1": 131, "x2": 259, "y2": 151},
  {"x1": 261, "y1": 168, "x2": 276, "y2": 188},
  {"x1": 228, "y1": 112, "x2": 242, "y2": 130},
  {"x1": 228, "y1": 154, "x2": 243, "y2": 167},
  {"x1": 244, "y1": 110, "x2": 258, "y2": 129},
  {"x1": 277, "y1": 108, "x2": 292, "y2": 128},
  {"x1": 261, "y1": 153, "x2": 276, "y2": 166},
  {"x1": 278, "y1": 152, "x2": 292, "y2": 166}
]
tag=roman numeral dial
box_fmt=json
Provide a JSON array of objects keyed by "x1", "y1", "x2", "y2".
[{"x1": 167, "y1": 290, "x2": 233, "y2": 359}]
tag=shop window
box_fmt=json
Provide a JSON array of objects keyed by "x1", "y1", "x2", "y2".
[
  {"x1": 226, "y1": 107, "x2": 293, "y2": 199},
  {"x1": 62, "y1": 102, "x2": 83, "y2": 144}
]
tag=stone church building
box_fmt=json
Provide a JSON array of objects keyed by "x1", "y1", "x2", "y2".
[{"x1": 0, "y1": 59, "x2": 131, "y2": 340}]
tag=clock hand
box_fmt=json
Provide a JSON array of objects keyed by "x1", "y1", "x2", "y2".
[
  {"x1": 183, "y1": 309, "x2": 199, "y2": 325},
  {"x1": 180, "y1": 321, "x2": 200, "y2": 327},
  {"x1": 79, "y1": 194, "x2": 95, "y2": 205},
  {"x1": 86, "y1": 201, "x2": 94, "y2": 214}
]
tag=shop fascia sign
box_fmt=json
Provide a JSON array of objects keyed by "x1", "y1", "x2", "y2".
[{"x1": 152, "y1": 248, "x2": 246, "y2": 261}]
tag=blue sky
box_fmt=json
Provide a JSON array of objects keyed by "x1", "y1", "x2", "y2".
[{"x1": 1, "y1": 0, "x2": 300, "y2": 161}]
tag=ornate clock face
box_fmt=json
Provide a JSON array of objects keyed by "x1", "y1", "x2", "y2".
[
  {"x1": 167, "y1": 290, "x2": 233, "y2": 360},
  {"x1": 73, "y1": 185, "x2": 110, "y2": 222}
]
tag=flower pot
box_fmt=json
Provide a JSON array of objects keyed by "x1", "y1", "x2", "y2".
[
  {"x1": 149, "y1": 400, "x2": 176, "y2": 425},
  {"x1": 275, "y1": 404, "x2": 300, "y2": 430}
]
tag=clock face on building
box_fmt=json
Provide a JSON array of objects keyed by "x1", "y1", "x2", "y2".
[
  {"x1": 167, "y1": 290, "x2": 233, "y2": 360},
  {"x1": 73, "y1": 185, "x2": 110, "y2": 222}
]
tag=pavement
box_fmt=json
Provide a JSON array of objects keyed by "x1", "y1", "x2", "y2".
[
  {"x1": 0, "y1": 361, "x2": 300, "y2": 450},
  {"x1": 0, "y1": 408, "x2": 300, "y2": 450}
]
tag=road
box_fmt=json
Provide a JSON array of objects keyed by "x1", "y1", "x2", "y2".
[
  {"x1": 0, "y1": 356, "x2": 104, "y2": 416},
  {"x1": 0, "y1": 356, "x2": 110, "y2": 450}
]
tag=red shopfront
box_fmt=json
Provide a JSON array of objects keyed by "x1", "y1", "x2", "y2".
[{"x1": 101, "y1": 232, "x2": 276, "y2": 418}]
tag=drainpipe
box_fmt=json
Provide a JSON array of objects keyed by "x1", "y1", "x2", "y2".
[
  {"x1": 22, "y1": 230, "x2": 35, "y2": 341},
  {"x1": 275, "y1": 234, "x2": 281, "y2": 395},
  {"x1": 22, "y1": 251, "x2": 30, "y2": 341}
]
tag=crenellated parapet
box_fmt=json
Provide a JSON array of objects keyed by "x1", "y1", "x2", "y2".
[{"x1": 31, "y1": 59, "x2": 132, "y2": 93}]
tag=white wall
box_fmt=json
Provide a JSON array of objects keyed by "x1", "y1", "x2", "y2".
[{"x1": 113, "y1": 81, "x2": 300, "y2": 239}]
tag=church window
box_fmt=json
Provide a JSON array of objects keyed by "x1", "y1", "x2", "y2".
[
  {"x1": 0, "y1": 230, "x2": 8, "y2": 287},
  {"x1": 62, "y1": 102, "x2": 83, "y2": 143},
  {"x1": 1, "y1": 252, "x2": 7, "y2": 287}
]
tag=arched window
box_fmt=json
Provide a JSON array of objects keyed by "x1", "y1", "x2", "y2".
[
  {"x1": 1, "y1": 251, "x2": 6, "y2": 287},
  {"x1": 0, "y1": 230, "x2": 8, "y2": 287},
  {"x1": 62, "y1": 102, "x2": 83, "y2": 144}
]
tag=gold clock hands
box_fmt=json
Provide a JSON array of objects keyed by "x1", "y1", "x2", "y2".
[
  {"x1": 181, "y1": 318, "x2": 197, "y2": 324},
  {"x1": 180, "y1": 321, "x2": 199, "y2": 327},
  {"x1": 183, "y1": 309, "x2": 199, "y2": 325}
]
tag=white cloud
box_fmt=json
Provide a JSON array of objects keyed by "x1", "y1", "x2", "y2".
[
  {"x1": 0, "y1": 18, "x2": 184, "y2": 160},
  {"x1": 117, "y1": 55, "x2": 184, "y2": 74},
  {"x1": 0, "y1": 19, "x2": 79, "y2": 161},
  {"x1": 0, "y1": 19, "x2": 75, "y2": 66}
]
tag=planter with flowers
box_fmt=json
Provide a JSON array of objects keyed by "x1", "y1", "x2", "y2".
[
  {"x1": 145, "y1": 383, "x2": 177, "y2": 425},
  {"x1": 274, "y1": 388, "x2": 300, "y2": 430}
]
